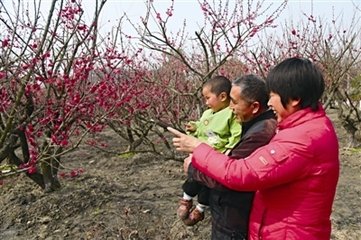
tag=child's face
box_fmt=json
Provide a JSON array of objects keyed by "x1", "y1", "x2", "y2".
[{"x1": 202, "y1": 85, "x2": 225, "y2": 112}]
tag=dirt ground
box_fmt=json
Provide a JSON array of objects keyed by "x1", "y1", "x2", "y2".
[{"x1": 0, "y1": 111, "x2": 360, "y2": 240}]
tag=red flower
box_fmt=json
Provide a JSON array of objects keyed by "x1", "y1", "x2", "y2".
[
  {"x1": 59, "y1": 172, "x2": 66, "y2": 178},
  {"x1": 2, "y1": 39, "x2": 9, "y2": 47},
  {"x1": 27, "y1": 165, "x2": 37, "y2": 174}
]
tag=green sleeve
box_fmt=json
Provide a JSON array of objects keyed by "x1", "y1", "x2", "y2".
[{"x1": 224, "y1": 115, "x2": 242, "y2": 150}]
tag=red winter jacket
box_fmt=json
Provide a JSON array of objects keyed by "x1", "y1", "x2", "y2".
[{"x1": 191, "y1": 106, "x2": 339, "y2": 240}]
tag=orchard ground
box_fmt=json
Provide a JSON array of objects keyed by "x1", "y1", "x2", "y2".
[{"x1": 0, "y1": 110, "x2": 360, "y2": 240}]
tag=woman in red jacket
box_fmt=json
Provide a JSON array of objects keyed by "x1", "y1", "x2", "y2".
[{"x1": 169, "y1": 57, "x2": 340, "y2": 240}]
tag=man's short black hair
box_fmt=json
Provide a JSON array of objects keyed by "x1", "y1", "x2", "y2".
[
  {"x1": 266, "y1": 57, "x2": 325, "y2": 111},
  {"x1": 232, "y1": 74, "x2": 268, "y2": 109}
]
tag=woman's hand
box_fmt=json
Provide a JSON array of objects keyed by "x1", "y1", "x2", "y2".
[{"x1": 167, "y1": 127, "x2": 202, "y2": 153}]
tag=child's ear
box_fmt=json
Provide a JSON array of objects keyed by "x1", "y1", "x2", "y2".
[{"x1": 219, "y1": 92, "x2": 228, "y2": 101}]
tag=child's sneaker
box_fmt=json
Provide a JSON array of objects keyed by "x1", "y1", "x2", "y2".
[
  {"x1": 177, "y1": 199, "x2": 193, "y2": 220},
  {"x1": 182, "y1": 207, "x2": 205, "y2": 226}
]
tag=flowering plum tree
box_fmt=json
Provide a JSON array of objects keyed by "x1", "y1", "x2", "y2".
[
  {"x1": 114, "y1": 0, "x2": 361, "y2": 153},
  {"x1": 0, "y1": 0, "x2": 145, "y2": 191},
  {"x1": 105, "y1": 0, "x2": 287, "y2": 158},
  {"x1": 247, "y1": 10, "x2": 361, "y2": 146}
]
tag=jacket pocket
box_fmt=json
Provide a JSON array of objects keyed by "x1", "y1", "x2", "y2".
[
  {"x1": 264, "y1": 143, "x2": 289, "y2": 163},
  {"x1": 247, "y1": 142, "x2": 289, "y2": 179}
]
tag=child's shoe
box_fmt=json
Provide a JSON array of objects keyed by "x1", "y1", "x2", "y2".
[
  {"x1": 182, "y1": 207, "x2": 204, "y2": 226},
  {"x1": 177, "y1": 199, "x2": 193, "y2": 220}
]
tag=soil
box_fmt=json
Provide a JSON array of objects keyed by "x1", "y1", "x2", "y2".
[{"x1": 0, "y1": 110, "x2": 360, "y2": 240}]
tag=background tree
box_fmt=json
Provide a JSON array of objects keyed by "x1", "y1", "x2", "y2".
[
  {"x1": 248, "y1": 10, "x2": 361, "y2": 147},
  {"x1": 104, "y1": 0, "x2": 287, "y2": 159},
  {"x1": 2, "y1": 0, "x2": 360, "y2": 192},
  {"x1": 0, "y1": 0, "x2": 145, "y2": 191}
]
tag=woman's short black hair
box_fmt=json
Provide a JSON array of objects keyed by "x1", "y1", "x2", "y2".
[
  {"x1": 266, "y1": 57, "x2": 325, "y2": 111},
  {"x1": 232, "y1": 74, "x2": 268, "y2": 109}
]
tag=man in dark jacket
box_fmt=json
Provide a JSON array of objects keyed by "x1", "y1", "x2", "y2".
[{"x1": 187, "y1": 74, "x2": 277, "y2": 240}]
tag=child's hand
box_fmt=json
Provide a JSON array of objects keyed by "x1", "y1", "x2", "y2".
[
  {"x1": 185, "y1": 121, "x2": 197, "y2": 132},
  {"x1": 224, "y1": 149, "x2": 231, "y2": 156}
]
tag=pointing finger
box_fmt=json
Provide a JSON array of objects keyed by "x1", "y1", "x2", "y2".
[{"x1": 167, "y1": 127, "x2": 183, "y2": 137}]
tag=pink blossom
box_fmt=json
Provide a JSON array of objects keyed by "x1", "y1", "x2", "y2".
[
  {"x1": 156, "y1": 12, "x2": 162, "y2": 21},
  {"x1": 166, "y1": 7, "x2": 173, "y2": 17},
  {"x1": 27, "y1": 165, "x2": 37, "y2": 174},
  {"x1": 0, "y1": 71, "x2": 6, "y2": 79}
]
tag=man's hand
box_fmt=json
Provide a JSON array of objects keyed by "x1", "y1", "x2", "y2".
[{"x1": 167, "y1": 127, "x2": 202, "y2": 153}]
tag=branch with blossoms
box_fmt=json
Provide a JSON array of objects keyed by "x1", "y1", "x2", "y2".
[{"x1": 138, "y1": 0, "x2": 286, "y2": 80}]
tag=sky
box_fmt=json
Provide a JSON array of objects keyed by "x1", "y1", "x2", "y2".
[
  {"x1": 93, "y1": 0, "x2": 360, "y2": 37},
  {"x1": 3, "y1": 0, "x2": 358, "y2": 34},
  {"x1": 1, "y1": 0, "x2": 359, "y2": 45}
]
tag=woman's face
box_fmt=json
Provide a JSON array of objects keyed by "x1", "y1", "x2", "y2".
[
  {"x1": 267, "y1": 91, "x2": 298, "y2": 123},
  {"x1": 229, "y1": 86, "x2": 258, "y2": 123}
]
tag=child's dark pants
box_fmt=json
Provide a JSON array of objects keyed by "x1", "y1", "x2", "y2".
[{"x1": 182, "y1": 178, "x2": 210, "y2": 205}]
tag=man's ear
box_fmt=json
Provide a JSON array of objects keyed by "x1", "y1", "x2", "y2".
[{"x1": 251, "y1": 101, "x2": 261, "y2": 114}]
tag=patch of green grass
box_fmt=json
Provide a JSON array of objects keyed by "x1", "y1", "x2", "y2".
[
  {"x1": 343, "y1": 147, "x2": 361, "y2": 154},
  {"x1": 118, "y1": 152, "x2": 135, "y2": 158}
]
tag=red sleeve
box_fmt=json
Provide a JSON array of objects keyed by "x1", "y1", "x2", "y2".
[{"x1": 192, "y1": 142, "x2": 309, "y2": 191}]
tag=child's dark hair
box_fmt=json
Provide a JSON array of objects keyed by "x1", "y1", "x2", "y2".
[
  {"x1": 204, "y1": 75, "x2": 232, "y2": 96},
  {"x1": 266, "y1": 57, "x2": 325, "y2": 111}
]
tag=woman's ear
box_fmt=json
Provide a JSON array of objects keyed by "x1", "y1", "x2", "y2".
[
  {"x1": 286, "y1": 98, "x2": 301, "y2": 113},
  {"x1": 289, "y1": 98, "x2": 301, "y2": 108}
]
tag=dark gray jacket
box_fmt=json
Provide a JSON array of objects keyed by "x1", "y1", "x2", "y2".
[{"x1": 189, "y1": 110, "x2": 277, "y2": 240}]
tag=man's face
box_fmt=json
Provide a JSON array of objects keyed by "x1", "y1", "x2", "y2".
[{"x1": 229, "y1": 85, "x2": 257, "y2": 123}]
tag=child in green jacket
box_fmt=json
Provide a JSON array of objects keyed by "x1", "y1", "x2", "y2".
[{"x1": 177, "y1": 76, "x2": 241, "y2": 226}]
